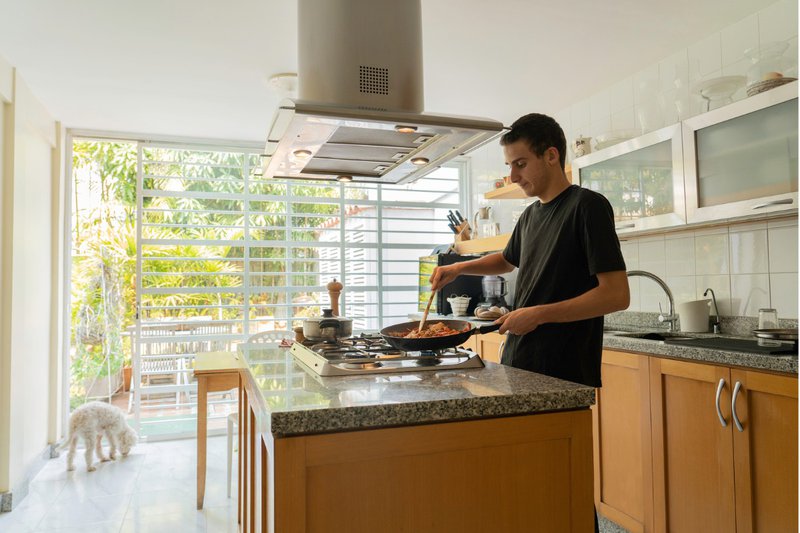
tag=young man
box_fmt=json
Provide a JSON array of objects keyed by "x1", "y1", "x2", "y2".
[{"x1": 430, "y1": 113, "x2": 629, "y2": 388}]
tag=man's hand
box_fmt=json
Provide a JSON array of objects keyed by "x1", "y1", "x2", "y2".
[
  {"x1": 495, "y1": 306, "x2": 548, "y2": 335},
  {"x1": 430, "y1": 264, "x2": 461, "y2": 291}
]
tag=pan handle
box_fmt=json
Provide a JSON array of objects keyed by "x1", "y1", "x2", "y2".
[{"x1": 477, "y1": 324, "x2": 501, "y2": 335}]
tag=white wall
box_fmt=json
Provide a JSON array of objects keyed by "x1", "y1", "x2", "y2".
[
  {"x1": 466, "y1": 0, "x2": 798, "y2": 319},
  {"x1": 0, "y1": 57, "x2": 63, "y2": 499}
]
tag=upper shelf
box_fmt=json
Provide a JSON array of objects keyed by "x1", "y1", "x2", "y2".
[
  {"x1": 454, "y1": 234, "x2": 510, "y2": 254},
  {"x1": 483, "y1": 165, "x2": 572, "y2": 200}
]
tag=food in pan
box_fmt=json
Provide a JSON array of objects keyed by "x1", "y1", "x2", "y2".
[{"x1": 393, "y1": 322, "x2": 469, "y2": 339}]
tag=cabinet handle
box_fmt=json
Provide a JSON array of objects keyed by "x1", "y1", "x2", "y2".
[
  {"x1": 715, "y1": 378, "x2": 727, "y2": 427},
  {"x1": 752, "y1": 198, "x2": 793, "y2": 209},
  {"x1": 732, "y1": 380, "x2": 744, "y2": 432},
  {"x1": 615, "y1": 223, "x2": 636, "y2": 230}
]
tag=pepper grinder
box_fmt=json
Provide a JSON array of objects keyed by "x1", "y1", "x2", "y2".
[{"x1": 327, "y1": 278, "x2": 343, "y2": 316}]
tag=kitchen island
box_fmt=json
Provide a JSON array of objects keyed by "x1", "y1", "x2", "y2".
[{"x1": 234, "y1": 344, "x2": 595, "y2": 533}]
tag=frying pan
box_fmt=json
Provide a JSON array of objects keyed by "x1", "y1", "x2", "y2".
[{"x1": 380, "y1": 319, "x2": 501, "y2": 352}]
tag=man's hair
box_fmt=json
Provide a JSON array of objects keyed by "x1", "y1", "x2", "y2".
[{"x1": 500, "y1": 113, "x2": 567, "y2": 171}]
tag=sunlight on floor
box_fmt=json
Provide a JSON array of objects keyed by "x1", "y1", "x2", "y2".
[{"x1": 0, "y1": 436, "x2": 237, "y2": 532}]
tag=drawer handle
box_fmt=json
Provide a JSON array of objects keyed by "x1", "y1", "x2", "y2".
[
  {"x1": 732, "y1": 381, "x2": 744, "y2": 432},
  {"x1": 752, "y1": 198, "x2": 793, "y2": 209},
  {"x1": 715, "y1": 378, "x2": 727, "y2": 427},
  {"x1": 615, "y1": 223, "x2": 636, "y2": 230}
]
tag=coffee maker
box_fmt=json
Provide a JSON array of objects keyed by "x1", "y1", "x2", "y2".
[{"x1": 480, "y1": 275, "x2": 508, "y2": 308}]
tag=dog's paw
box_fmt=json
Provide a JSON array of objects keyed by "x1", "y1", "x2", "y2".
[
  {"x1": 67, "y1": 464, "x2": 75, "y2": 471},
  {"x1": 100, "y1": 456, "x2": 111, "y2": 462},
  {"x1": 87, "y1": 465, "x2": 96, "y2": 472}
]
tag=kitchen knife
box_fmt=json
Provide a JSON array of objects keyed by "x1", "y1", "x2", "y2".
[
  {"x1": 446, "y1": 212, "x2": 459, "y2": 226},
  {"x1": 454, "y1": 210, "x2": 465, "y2": 223},
  {"x1": 447, "y1": 222, "x2": 457, "y2": 234}
]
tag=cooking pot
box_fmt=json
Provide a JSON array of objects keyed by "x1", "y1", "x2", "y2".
[{"x1": 303, "y1": 308, "x2": 353, "y2": 341}]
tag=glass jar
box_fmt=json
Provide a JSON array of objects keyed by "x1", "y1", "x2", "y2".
[{"x1": 757, "y1": 308, "x2": 780, "y2": 347}]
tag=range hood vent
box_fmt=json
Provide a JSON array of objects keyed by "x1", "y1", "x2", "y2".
[{"x1": 261, "y1": 0, "x2": 504, "y2": 184}]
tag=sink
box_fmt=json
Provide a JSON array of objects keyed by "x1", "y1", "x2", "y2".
[{"x1": 611, "y1": 331, "x2": 696, "y2": 342}]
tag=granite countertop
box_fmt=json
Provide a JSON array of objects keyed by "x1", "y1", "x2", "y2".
[
  {"x1": 603, "y1": 328, "x2": 798, "y2": 375},
  {"x1": 239, "y1": 345, "x2": 595, "y2": 438}
]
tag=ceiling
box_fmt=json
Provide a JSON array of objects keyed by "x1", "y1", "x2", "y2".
[{"x1": 0, "y1": 0, "x2": 776, "y2": 143}]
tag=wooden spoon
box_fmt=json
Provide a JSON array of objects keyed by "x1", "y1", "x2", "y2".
[{"x1": 419, "y1": 292, "x2": 435, "y2": 333}]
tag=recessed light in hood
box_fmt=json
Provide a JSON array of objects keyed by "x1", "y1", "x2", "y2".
[{"x1": 261, "y1": 0, "x2": 505, "y2": 184}]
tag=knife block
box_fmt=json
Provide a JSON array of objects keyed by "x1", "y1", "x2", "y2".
[{"x1": 454, "y1": 222, "x2": 471, "y2": 242}]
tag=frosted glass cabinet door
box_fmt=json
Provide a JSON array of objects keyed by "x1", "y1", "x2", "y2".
[
  {"x1": 573, "y1": 124, "x2": 686, "y2": 234},
  {"x1": 683, "y1": 81, "x2": 798, "y2": 223}
]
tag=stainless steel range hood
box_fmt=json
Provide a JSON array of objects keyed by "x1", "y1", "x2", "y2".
[{"x1": 261, "y1": 0, "x2": 504, "y2": 184}]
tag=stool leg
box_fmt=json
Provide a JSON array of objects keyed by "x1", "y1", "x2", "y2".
[{"x1": 227, "y1": 415, "x2": 233, "y2": 498}]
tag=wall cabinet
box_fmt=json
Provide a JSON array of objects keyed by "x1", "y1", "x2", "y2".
[
  {"x1": 573, "y1": 81, "x2": 798, "y2": 232},
  {"x1": 683, "y1": 81, "x2": 798, "y2": 223},
  {"x1": 573, "y1": 124, "x2": 686, "y2": 234},
  {"x1": 594, "y1": 351, "x2": 797, "y2": 533}
]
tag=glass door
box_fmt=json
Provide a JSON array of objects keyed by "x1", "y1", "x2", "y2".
[
  {"x1": 683, "y1": 81, "x2": 798, "y2": 223},
  {"x1": 573, "y1": 124, "x2": 686, "y2": 234}
]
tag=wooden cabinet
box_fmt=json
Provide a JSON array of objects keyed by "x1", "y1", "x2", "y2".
[
  {"x1": 460, "y1": 332, "x2": 505, "y2": 363},
  {"x1": 648, "y1": 357, "x2": 798, "y2": 533},
  {"x1": 595, "y1": 352, "x2": 798, "y2": 533},
  {"x1": 593, "y1": 350, "x2": 654, "y2": 533},
  {"x1": 730, "y1": 368, "x2": 798, "y2": 533},
  {"x1": 649, "y1": 357, "x2": 737, "y2": 533}
]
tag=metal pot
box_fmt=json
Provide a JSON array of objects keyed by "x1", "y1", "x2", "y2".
[{"x1": 303, "y1": 308, "x2": 353, "y2": 341}]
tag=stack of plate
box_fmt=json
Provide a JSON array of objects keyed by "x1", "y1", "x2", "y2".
[{"x1": 747, "y1": 77, "x2": 797, "y2": 97}]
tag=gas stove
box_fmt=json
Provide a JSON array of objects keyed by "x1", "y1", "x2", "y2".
[{"x1": 290, "y1": 333, "x2": 484, "y2": 376}]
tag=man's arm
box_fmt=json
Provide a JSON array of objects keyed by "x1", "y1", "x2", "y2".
[
  {"x1": 496, "y1": 270, "x2": 630, "y2": 335},
  {"x1": 430, "y1": 252, "x2": 515, "y2": 292}
]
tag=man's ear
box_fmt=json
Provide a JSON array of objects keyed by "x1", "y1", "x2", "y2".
[{"x1": 545, "y1": 147, "x2": 560, "y2": 166}]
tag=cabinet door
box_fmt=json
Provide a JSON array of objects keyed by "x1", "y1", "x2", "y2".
[
  {"x1": 593, "y1": 350, "x2": 653, "y2": 533},
  {"x1": 650, "y1": 358, "x2": 736, "y2": 533},
  {"x1": 730, "y1": 370, "x2": 798, "y2": 533},
  {"x1": 683, "y1": 82, "x2": 798, "y2": 223},
  {"x1": 476, "y1": 332, "x2": 505, "y2": 363},
  {"x1": 573, "y1": 124, "x2": 685, "y2": 234}
]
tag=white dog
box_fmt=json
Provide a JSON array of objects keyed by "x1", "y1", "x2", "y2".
[{"x1": 64, "y1": 401, "x2": 138, "y2": 471}]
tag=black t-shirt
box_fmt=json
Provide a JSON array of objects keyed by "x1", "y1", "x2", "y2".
[{"x1": 501, "y1": 185, "x2": 626, "y2": 387}]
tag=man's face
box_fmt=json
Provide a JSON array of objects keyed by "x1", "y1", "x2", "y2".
[{"x1": 503, "y1": 140, "x2": 549, "y2": 198}]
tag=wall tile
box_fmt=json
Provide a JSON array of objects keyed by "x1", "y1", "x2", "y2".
[
  {"x1": 688, "y1": 33, "x2": 723, "y2": 83},
  {"x1": 588, "y1": 115, "x2": 611, "y2": 139},
  {"x1": 730, "y1": 274, "x2": 771, "y2": 316},
  {"x1": 729, "y1": 227, "x2": 768, "y2": 274},
  {"x1": 638, "y1": 237, "x2": 666, "y2": 278},
  {"x1": 571, "y1": 99, "x2": 591, "y2": 135},
  {"x1": 667, "y1": 275, "x2": 698, "y2": 307},
  {"x1": 610, "y1": 76, "x2": 634, "y2": 113},
  {"x1": 721, "y1": 13, "x2": 759, "y2": 67},
  {"x1": 611, "y1": 107, "x2": 636, "y2": 131},
  {"x1": 759, "y1": 0, "x2": 799, "y2": 46},
  {"x1": 768, "y1": 224, "x2": 798, "y2": 273},
  {"x1": 665, "y1": 236, "x2": 696, "y2": 276},
  {"x1": 620, "y1": 240, "x2": 639, "y2": 270},
  {"x1": 634, "y1": 64, "x2": 661, "y2": 109},
  {"x1": 640, "y1": 277, "x2": 671, "y2": 313},
  {"x1": 590, "y1": 89, "x2": 611, "y2": 125},
  {"x1": 770, "y1": 272, "x2": 798, "y2": 319},
  {"x1": 628, "y1": 278, "x2": 641, "y2": 312},
  {"x1": 696, "y1": 275, "x2": 732, "y2": 316},
  {"x1": 659, "y1": 50, "x2": 690, "y2": 93},
  {"x1": 695, "y1": 231, "x2": 730, "y2": 275}
]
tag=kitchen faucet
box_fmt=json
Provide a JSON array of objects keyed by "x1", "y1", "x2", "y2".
[
  {"x1": 626, "y1": 270, "x2": 678, "y2": 331},
  {"x1": 704, "y1": 288, "x2": 721, "y2": 334}
]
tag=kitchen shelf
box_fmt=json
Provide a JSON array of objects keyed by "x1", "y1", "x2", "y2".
[
  {"x1": 484, "y1": 183, "x2": 526, "y2": 199},
  {"x1": 454, "y1": 233, "x2": 510, "y2": 254},
  {"x1": 483, "y1": 165, "x2": 571, "y2": 200}
]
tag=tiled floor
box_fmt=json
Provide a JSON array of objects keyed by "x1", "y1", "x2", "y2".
[{"x1": 0, "y1": 436, "x2": 237, "y2": 532}]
